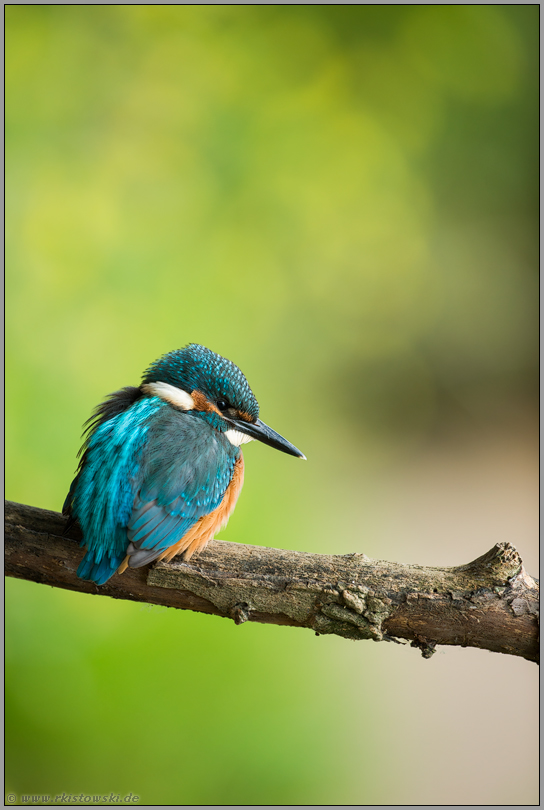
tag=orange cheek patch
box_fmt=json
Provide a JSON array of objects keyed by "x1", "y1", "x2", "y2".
[{"x1": 191, "y1": 390, "x2": 221, "y2": 415}]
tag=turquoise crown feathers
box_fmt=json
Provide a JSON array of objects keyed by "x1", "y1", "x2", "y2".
[{"x1": 141, "y1": 344, "x2": 260, "y2": 420}]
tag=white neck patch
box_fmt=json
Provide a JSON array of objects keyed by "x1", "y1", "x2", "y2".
[
  {"x1": 224, "y1": 429, "x2": 254, "y2": 447},
  {"x1": 142, "y1": 382, "x2": 195, "y2": 411}
]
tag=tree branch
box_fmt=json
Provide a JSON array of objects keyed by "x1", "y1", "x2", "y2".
[{"x1": 5, "y1": 500, "x2": 539, "y2": 662}]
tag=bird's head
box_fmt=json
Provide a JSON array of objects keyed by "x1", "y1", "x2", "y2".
[{"x1": 141, "y1": 344, "x2": 305, "y2": 459}]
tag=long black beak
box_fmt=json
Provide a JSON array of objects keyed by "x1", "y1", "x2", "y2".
[{"x1": 226, "y1": 416, "x2": 306, "y2": 459}]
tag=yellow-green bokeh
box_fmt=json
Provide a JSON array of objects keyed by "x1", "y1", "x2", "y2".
[{"x1": 6, "y1": 6, "x2": 538, "y2": 805}]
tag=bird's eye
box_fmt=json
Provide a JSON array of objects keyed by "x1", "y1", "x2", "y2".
[{"x1": 217, "y1": 399, "x2": 229, "y2": 411}]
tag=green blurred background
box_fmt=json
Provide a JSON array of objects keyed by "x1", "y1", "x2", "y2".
[{"x1": 6, "y1": 5, "x2": 538, "y2": 805}]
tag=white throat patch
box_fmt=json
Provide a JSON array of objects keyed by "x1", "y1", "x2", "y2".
[
  {"x1": 142, "y1": 382, "x2": 195, "y2": 410},
  {"x1": 224, "y1": 429, "x2": 254, "y2": 447}
]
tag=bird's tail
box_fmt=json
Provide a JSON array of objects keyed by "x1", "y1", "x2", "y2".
[{"x1": 77, "y1": 551, "x2": 126, "y2": 586}]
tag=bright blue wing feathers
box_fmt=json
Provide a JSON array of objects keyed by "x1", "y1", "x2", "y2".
[{"x1": 125, "y1": 409, "x2": 237, "y2": 563}]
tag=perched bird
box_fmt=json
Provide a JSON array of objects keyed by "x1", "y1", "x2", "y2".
[{"x1": 63, "y1": 343, "x2": 305, "y2": 585}]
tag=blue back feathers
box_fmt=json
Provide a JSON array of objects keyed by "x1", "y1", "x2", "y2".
[{"x1": 70, "y1": 397, "x2": 162, "y2": 584}]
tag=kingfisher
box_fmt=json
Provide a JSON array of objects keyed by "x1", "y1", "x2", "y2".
[{"x1": 63, "y1": 343, "x2": 305, "y2": 585}]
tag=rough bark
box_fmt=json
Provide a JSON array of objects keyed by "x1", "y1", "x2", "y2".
[{"x1": 5, "y1": 500, "x2": 539, "y2": 662}]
